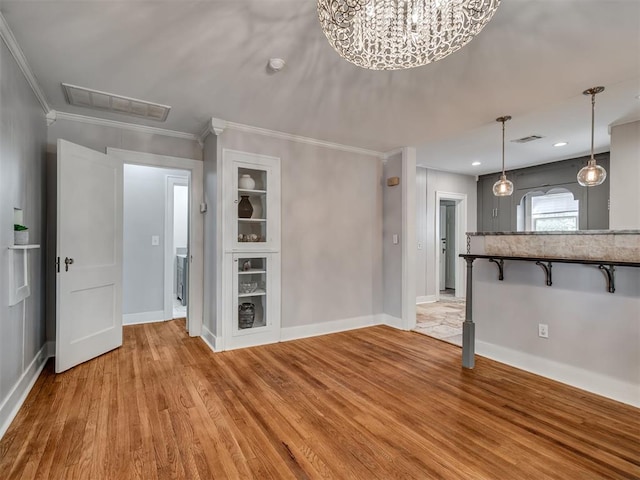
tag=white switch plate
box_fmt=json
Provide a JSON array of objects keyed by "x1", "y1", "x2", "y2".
[
  {"x1": 538, "y1": 323, "x2": 549, "y2": 338},
  {"x1": 417, "y1": 242, "x2": 423, "y2": 250},
  {"x1": 392, "y1": 234, "x2": 399, "y2": 245},
  {"x1": 151, "y1": 235, "x2": 160, "y2": 246}
]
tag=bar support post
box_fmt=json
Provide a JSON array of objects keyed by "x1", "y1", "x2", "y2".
[{"x1": 462, "y1": 257, "x2": 475, "y2": 369}]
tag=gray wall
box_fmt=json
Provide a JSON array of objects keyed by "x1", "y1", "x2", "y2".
[
  {"x1": 203, "y1": 134, "x2": 219, "y2": 335},
  {"x1": 47, "y1": 119, "x2": 202, "y2": 160},
  {"x1": 218, "y1": 129, "x2": 383, "y2": 327},
  {"x1": 383, "y1": 153, "x2": 403, "y2": 319},
  {"x1": 0, "y1": 39, "x2": 47, "y2": 424},
  {"x1": 610, "y1": 121, "x2": 640, "y2": 229},
  {"x1": 123, "y1": 164, "x2": 188, "y2": 315}
]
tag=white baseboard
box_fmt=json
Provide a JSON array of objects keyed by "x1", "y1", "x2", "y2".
[
  {"x1": 0, "y1": 342, "x2": 50, "y2": 439},
  {"x1": 378, "y1": 313, "x2": 403, "y2": 329},
  {"x1": 416, "y1": 295, "x2": 436, "y2": 304},
  {"x1": 123, "y1": 310, "x2": 167, "y2": 325},
  {"x1": 200, "y1": 324, "x2": 220, "y2": 352},
  {"x1": 476, "y1": 340, "x2": 640, "y2": 408},
  {"x1": 280, "y1": 315, "x2": 382, "y2": 342}
]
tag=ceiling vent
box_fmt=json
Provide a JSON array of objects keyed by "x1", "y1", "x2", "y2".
[
  {"x1": 511, "y1": 135, "x2": 544, "y2": 144},
  {"x1": 62, "y1": 83, "x2": 171, "y2": 122}
]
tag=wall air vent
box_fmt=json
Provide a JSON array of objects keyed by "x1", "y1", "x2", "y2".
[
  {"x1": 62, "y1": 83, "x2": 171, "y2": 122},
  {"x1": 511, "y1": 135, "x2": 544, "y2": 144}
]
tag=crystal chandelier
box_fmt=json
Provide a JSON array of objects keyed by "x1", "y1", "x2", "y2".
[
  {"x1": 493, "y1": 116, "x2": 513, "y2": 197},
  {"x1": 317, "y1": 0, "x2": 501, "y2": 70},
  {"x1": 577, "y1": 87, "x2": 607, "y2": 187}
]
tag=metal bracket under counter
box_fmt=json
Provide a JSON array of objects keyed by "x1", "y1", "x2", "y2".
[{"x1": 457, "y1": 254, "x2": 640, "y2": 370}]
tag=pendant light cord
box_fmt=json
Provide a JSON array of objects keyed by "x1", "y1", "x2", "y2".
[
  {"x1": 590, "y1": 92, "x2": 596, "y2": 161},
  {"x1": 501, "y1": 119, "x2": 506, "y2": 175}
]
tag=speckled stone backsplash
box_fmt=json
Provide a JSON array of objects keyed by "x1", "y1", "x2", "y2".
[{"x1": 479, "y1": 232, "x2": 640, "y2": 262}]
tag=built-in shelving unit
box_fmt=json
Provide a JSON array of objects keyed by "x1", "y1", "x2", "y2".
[{"x1": 222, "y1": 149, "x2": 281, "y2": 350}]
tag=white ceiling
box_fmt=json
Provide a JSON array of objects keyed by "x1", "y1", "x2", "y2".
[{"x1": 1, "y1": 0, "x2": 639, "y2": 175}]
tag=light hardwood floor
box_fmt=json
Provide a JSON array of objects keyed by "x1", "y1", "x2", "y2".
[{"x1": 1, "y1": 320, "x2": 638, "y2": 479}]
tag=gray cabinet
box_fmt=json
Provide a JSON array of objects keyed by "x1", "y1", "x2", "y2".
[
  {"x1": 478, "y1": 174, "x2": 514, "y2": 232},
  {"x1": 477, "y1": 154, "x2": 610, "y2": 232}
]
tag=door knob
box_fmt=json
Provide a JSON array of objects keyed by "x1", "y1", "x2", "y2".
[{"x1": 64, "y1": 257, "x2": 74, "y2": 271}]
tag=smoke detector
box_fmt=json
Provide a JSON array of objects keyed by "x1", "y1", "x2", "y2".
[
  {"x1": 62, "y1": 83, "x2": 171, "y2": 122},
  {"x1": 267, "y1": 58, "x2": 286, "y2": 74}
]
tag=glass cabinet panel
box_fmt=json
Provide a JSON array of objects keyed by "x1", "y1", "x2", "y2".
[
  {"x1": 237, "y1": 167, "x2": 268, "y2": 245},
  {"x1": 234, "y1": 256, "x2": 268, "y2": 332}
]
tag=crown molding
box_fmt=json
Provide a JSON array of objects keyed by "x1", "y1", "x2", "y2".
[
  {"x1": 202, "y1": 117, "x2": 384, "y2": 158},
  {"x1": 0, "y1": 12, "x2": 50, "y2": 114},
  {"x1": 383, "y1": 148, "x2": 404, "y2": 160},
  {"x1": 52, "y1": 111, "x2": 200, "y2": 142},
  {"x1": 199, "y1": 117, "x2": 227, "y2": 142}
]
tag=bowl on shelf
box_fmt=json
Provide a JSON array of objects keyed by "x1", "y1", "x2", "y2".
[{"x1": 239, "y1": 281, "x2": 258, "y2": 294}]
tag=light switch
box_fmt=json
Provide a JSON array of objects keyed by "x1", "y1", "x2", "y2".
[
  {"x1": 392, "y1": 234, "x2": 399, "y2": 245},
  {"x1": 151, "y1": 235, "x2": 160, "y2": 246},
  {"x1": 417, "y1": 242, "x2": 423, "y2": 250}
]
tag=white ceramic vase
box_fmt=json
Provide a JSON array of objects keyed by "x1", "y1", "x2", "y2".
[
  {"x1": 239, "y1": 174, "x2": 256, "y2": 190},
  {"x1": 14, "y1": 230, "x2": 29, "y2": 245}
]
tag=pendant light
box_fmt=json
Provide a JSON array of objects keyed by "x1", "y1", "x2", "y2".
[
  {"x1": 492, "y1": 116, "x2": 514, "y2": 197},
  {"x1": 577, "y1": 86, "x2": 607, "y2": 187}
]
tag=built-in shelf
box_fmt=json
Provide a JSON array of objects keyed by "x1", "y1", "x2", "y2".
[
  {"x1": 238, "y1": 218, "x2": 266, "y2": 223},
  {"x1": 8, "y1": 244, "x2": 40, "y2": 250},
  {"x1": 238, "y1": 269, "x2": 266, "y2": 275},
  {"x1": 8, "y1": 245, "x2": 39, "y2": 306},
  {"x1": 238, "y1": 188, "x2": 267, "y2": 195},
  {"x1": 238, "y1": 290, "x2": 266, "y2": 298}
]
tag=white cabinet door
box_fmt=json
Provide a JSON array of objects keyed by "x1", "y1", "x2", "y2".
[
  {"x1": 223, "y1": 149, "x2": 280, "y2": 252},
  {"x1": 56, "y1": 140, "x2": 123, "y2": 373},
  {"x1": 223, "y1": 253, "x2": 280, "y2": 350}
]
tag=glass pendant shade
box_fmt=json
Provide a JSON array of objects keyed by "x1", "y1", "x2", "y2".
[
  {"x1": 577, "y1": 86, "x2": 607, "y2": 187},
  {"x1": 493, "y1": 115, "x2": 513, "y2": 197},
  {"x1": 316, "y1": 0, "x2": 501, "y2": 70},
  {"x1": 577, "y1": 159, "x2": 607, "y2": 187},
  {"x1": 493, "y1": 174, "x2": 514, "y2": 196}
]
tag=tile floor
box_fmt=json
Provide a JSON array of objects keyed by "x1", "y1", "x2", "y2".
[
  {"x1": 414, "y1": 293, "x2": 465, "y2": 346},
  {"x1": 173, "y1": 297, "x2": 187, "y2": 319}
]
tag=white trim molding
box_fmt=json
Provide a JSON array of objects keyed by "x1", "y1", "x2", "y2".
[
  {"x1": 202, "y1": 117, "x2": 384, "y2": 158},
  {"x1": 0, "y1": 342, "x2": 51, "y2": 439},
  {"x1": 0, "y1": 12, "x2": 50, "y2": 113},
  {"x1": 123, "y1": 310, "x2": 167, "y2": 326},
  {"x1": 434, "y1": 191, "x2": 467, "y2": 301},
  {"x1": 416, "y1": 295, "x2": 436, "y2": 304},
  {"x1": 401, "y1": 147, "x2": 417, "y2": 331},
  {"x1": 54, "y1": 111, "x2": 200, "y2": 142},
  {"x1": 476, "y1": 341, "x2": 640, "y2": 408},
  {"x1": 280, "y1": 315, "x2": 382, "y2": 342},
  {"x1": 200, "y1": 325, "x2": 221, "y2": 352}
]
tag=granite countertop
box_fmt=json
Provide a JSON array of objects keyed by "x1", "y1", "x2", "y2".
[{"x1": 467, "y1": 230, "x2": 640, "y2": 236}]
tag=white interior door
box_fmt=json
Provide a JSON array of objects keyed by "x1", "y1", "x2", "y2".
[{"x1": 56, "y1": 139, "x2": 123, "y2": 373}]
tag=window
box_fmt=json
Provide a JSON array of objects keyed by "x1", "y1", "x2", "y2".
[{"x1": 518, "y1": 189, "x2": 579, "y2": 232}]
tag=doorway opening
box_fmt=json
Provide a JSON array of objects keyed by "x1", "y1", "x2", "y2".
[
  {"x1": 122, "y1": 164, "x2": 190, "y2": 329},
  {"x1": 439, "y1": 200, "x2": 456, "y2": 298},
  {"x1": 415, "y1": 191, "x2": 467, "y2": 346}
]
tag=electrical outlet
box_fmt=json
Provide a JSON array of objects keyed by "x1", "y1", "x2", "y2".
[{"x1": 538, "y1": 323, "x2": 549, "y2": 338}]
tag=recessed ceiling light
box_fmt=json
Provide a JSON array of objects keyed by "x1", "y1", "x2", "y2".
[
  {"x1": 471, "y1": 161, "x2": 482, "y2": 166},
  {"x1": 553, "y1": 142, "x2": 568, "y2": 147}
]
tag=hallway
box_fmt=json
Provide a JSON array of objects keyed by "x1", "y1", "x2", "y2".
[{"x1": 414, "y1": 295, "x2": 465, "y2": 346}]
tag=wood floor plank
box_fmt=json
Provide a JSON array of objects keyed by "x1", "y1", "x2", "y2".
[{"x1": 1, "y1": 321, "x2": 638, "y2": 479}]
